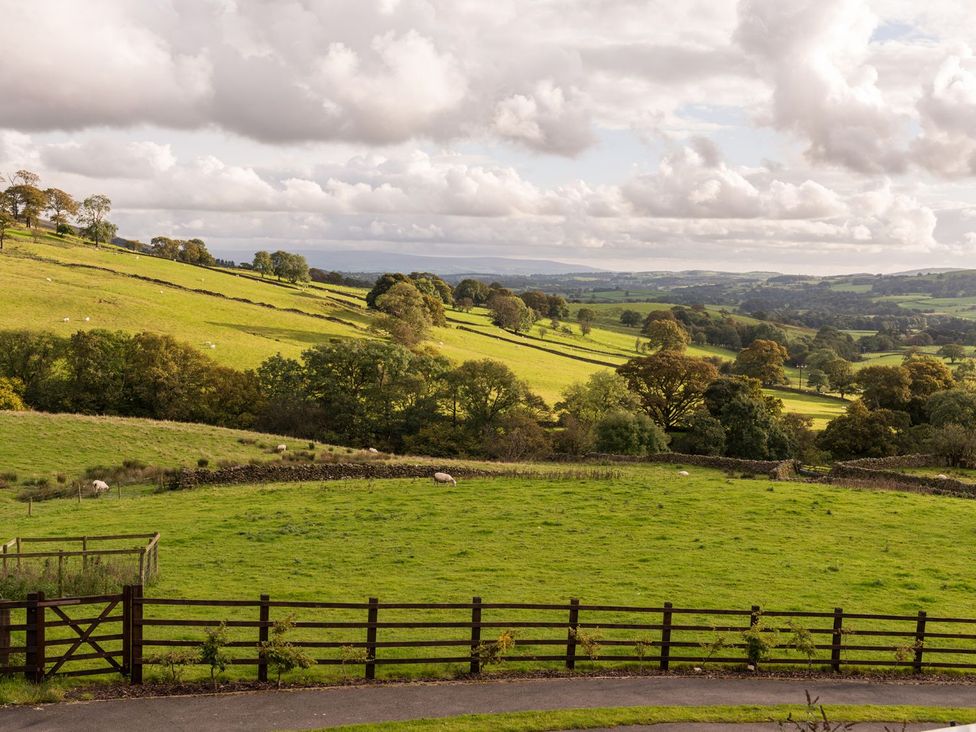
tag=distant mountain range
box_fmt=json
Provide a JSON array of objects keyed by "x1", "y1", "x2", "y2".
[{"x1": 220, "y1": 249, "x2": 603, "y2": 276}]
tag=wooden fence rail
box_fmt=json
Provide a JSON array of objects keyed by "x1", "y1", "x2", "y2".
[
  {"x1": 3, "y1": 588, "x2": 976, "y2": 683},
  {"x1": 1, "y1": 534, "x2": 160, "y2": 588}
]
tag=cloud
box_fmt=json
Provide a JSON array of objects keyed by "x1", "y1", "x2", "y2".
[{"x1": 40, "y1": 140, "x2": 176, "y2": 179}]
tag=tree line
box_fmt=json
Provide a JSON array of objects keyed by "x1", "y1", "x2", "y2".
[{"x1": 0, "y1": 170, "x2": 115, "y2": 248}]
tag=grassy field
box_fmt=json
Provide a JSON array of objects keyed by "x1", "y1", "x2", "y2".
[
  {"x1": 0, "y1": 230, "x2": 848, "y2": 418},
  {"x1": 4, "y1": 463, "x2": 973, "y2": 613},
  {"x1": 0, "y1": 411, "x2": 327, "y2": 482}
]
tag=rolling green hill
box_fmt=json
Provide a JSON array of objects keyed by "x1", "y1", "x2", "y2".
[{"x1": 0, "y1": 227, "x2": 846, "y2": 422}]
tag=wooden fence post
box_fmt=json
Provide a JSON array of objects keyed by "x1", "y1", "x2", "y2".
[
  {"x1": 831, "y1": 608, "x2": 843, "y2": 673},
  {"x1": 2, "y1": 544, "x2": 6, "y2": 576},
  {"x1": 365, "y1": 598, "x2": 378, "y2": 680},
  {"x1": 25, "y1": 591, "x2": 45, "y2": 683},
  {"x1": 138, "y1": 549, "x2": 146, "y2": 586},
  {"x1": 0, "y1": 605, "x2": 9, "y2": 674},
  {"x1": 565, "y1": 598, "x2": 579, "y2": 671},
  {"x1": 469, "y1": 596, "x2": 482, "y2": 675},
  {"x1": 258, "y1": 594, "x2": 270, "y2": 682},
  {"x1": 121, "y1": 585, "x2": 132, "y2": 676},
  {"x1": 913, "y1": 611, "x2": 927, "y2": 673},
  {"x1": 130, "y1": 585, "x2": 143, "y2": 684},
  {"x1": 659, "y1": 602, "x2": 673, "y2": 671},
  {"x1": 82, "y1": 537, "x2": 88, "y2": 571}
]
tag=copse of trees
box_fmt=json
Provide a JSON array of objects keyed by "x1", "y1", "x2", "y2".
[
  {"x1": 151, "y1": 236, "x2": 217, "y2": 266},
  {"x1": 0, "y1": 170, "x2": 114, "y2": 246}
]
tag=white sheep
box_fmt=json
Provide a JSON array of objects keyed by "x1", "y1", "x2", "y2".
[
  {"x1": 367, "y1": 447, "x2": 380, "y2": 454},
  {"x1": 275, "y1": 444, "x2": 287, "y2": 453},
  {"x1": 433, "y1": 472, "x2": 457, "y2": 486},
  {"x1": 936, "y1": 474, "x2": 949, "y2": 480},
  {"x1": 62, "y1": 317, "x2": 70, "y2": 322},
  {"x1": 677, "y1": 470, "x2": 690, "y2": 477},
  {"x1": 83, "y1": 316, "x2": 90, "y2": 322},
  {"x1": 91, "y1": 480, "x2": 110, "y2": 495}
]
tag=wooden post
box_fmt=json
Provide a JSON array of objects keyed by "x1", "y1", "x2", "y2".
[
  {"x1": 138, "y1": 549, "x2": 146, "y2": 586},
  {"x1": 830, "y1": 608, "x2": 843, "y2": 672},
  {"x1": 131, "y1": 585, "x2": 143, "y2": 684},
  {"x1": 0, "y1": 605, "x2": 10, "y2": 674},
  {"x1": 258, "y1": 594, "x2": 270, "y2": 682},
  {"x1": 913, "y1": 611, "x2": 927, "y2": 673},
  {"x1": 1, "y1": 544, "x2": 6, "y2": 576},
  {"x1": 16, "y1": 538, "x2": 21, "y2": 568},
  {"x1": 25, "y1": 591, "x2": 45, "y2": 683},
  {"x1": 565, "y1": 598, "x2": 579, "y2": 671},
  {"x1": 659, "y1": 602, "x2": 673, "y2": 671},
  {"x1": 121, "y1": 586, "x2": 132, "y2": 676},
  {"x1": 82, "y1": 537, "x2": 88, "y2": 571},
  {"x1": 57, "y1": 550, "x2": 64, "y2": 597},
  {"x1": 153, "y1": 543, "x2": 159, "y2": 578},
  {"x1": 28, "y1": 498, "x2": 32, "y2": 517},
  {"x1": 365, "y1": 598, "x2": 378, "y2": 680},
  {"x1": 748, "y1": 605, "x2": 761, "y2": 667},
  {"x1": 469, "y1": 596, "x2": 482, "y2": 675}
]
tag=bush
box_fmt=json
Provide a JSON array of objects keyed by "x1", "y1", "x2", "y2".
[
  {"x1": 668, "y1": 411, "x2": 725, "y2": 456},
  {"x1": 592, "y1": 411, "x2": 669, "y2": 456},
  {"x1": 197, "y1": 458, "x2": 210, "y2": 468}
]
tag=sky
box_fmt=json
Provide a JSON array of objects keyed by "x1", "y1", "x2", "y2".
[{"x1": 4, "y1": 0, "x2": 976, "y2": 274}]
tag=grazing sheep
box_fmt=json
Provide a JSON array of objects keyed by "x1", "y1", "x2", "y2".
[
  {"x1": 83, "y1": 316, "x2": 90, "y2": 322},
  {"x1": 433, "y1": 472, "x2": 457, "y2": 486},
  {"x1": 367, "y1": 447, "x2": 379, "y2": 454},
  {"x1": 62, "y1": 317, "x2": 70, "y2": 322},
  {"x1": 936, "y1": 474, "x2": 949, "y2": 480},
  {"x1": 91, "y1": 480, "x2": 110, "y2": 495},
  {"x1": 677, "y1": 470, "x2": 690, "y2": 477},
  {"x1": 275, "y1": 444, "x2": 287, "y2": 453}
]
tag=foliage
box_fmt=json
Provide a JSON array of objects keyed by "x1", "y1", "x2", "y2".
[
  {"x1": 668, "y1": 410, "x2": 726, "y2": 456},
  {"x1": 148, "y1": 649, "x2": 198, "y2": 683},
  {"x1": 734, "y1": 339, "x2": 789, "y2": 386},
  {"x1": 817, "y1": 401, "x2": 911, "y2": 460},
  {"x1": 703, "y1": 377, "x2": 791, "y2": 460},
  {"x1": 617, "y1": 352, "x2": 718, "y2": 430},
  {"x1": 856, "y1": 366, "x2": 911, "y2": 412},
  {"x1": 570, "y1": 627, "x2": 603, "y2": 659},
  {"x1": 926, "y1": 388, "x2": 976, "y2": 429},
  {"x1": 741, "y1": 615, "x2": 777, "y2": 667},
  {"x1": 375, "y1": 281, "x2": 434, "y2": 347},
  {"x1": 77, "y1": 194, "x2": 112, "y2": 246},
  {"x1": 484, "y1": 409, "x2": 552, "y2": 461},
  {"x1": 474, "y1": 630, "x2": 517, "y2": 666},
  {"x1": 0, "y1": 376, "x2": 26, "y2": 410},
  {"x1": 620, "y1": 309, "x2": 642, "y2": 327},
  {"x1": 927, "y1": 424, "x2": 976, "y2": 468},
  {"x1": 642, "y1": 319, "x2": 690, "y2": 352},
  {"x1": 592, "y1": 411, "x2": 669, "y2": 456},
  {"x1": 270, "y1": 250, "x2": 310, "y2": 284},
  {"x1": 489, "y1": 294, "x2": 535, "y2": 332},
  {"x1": 200, "y1": 621, "x2": 231, "y2": 689},
  {"x1": 258, "y1": 616, "x2": 314, "y2": 686}
]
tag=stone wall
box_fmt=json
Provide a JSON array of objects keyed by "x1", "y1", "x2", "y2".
[
  {"x1": 576, "y1": 452, "x2": 798, "y2": 479},
  {"x1": 168, "y1": 462, "x2": 498, "y2": 490},
  {"x1": 828, "y1": 454, "x2": 976, "y2": 498}
]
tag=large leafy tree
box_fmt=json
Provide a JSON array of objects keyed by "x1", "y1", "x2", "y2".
[
  {"x1": 617, "y1": 352, "x2": 718, "y2": 430},
  {"x1": 450, "y1": 359, "x2": 527, "y2": 431},
  {"x1": 702, "y1": 376, "x2": 790, "y2": 459},
  {"x1": 734, "y1": 339, "x2": 789, "y2": 386},
  {"x1": 856, "y1": 365, "x2": 911, "y2": 411},
  {"x1": 375, "y1": 281, "x2": 433, "y2": 347},
  {"x1": 45, "y1": 188, "x2": 80, "y2": 233},
  {"x1": 643, "y1": 319, "x2": 690, "y2": 352}
]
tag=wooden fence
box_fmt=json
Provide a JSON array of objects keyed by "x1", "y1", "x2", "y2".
[
  {"x1": 3, "y1": 589, "x2": 976, "y2": 683},
  {"x1": 1, "y1": 534, "x2": 160, "y2": 590}
]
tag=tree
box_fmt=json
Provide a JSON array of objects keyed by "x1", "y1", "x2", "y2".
[
  {"x1": 592, "y1": 411, "x2": 669, "y2": 455},
  {"x1": 454, "y1": 278, "x2": 491, "y2": 305},
  {"x1": 703, "y1": 376, "x2": 790, "y2": 460},
  {"x1": 806, "y1": 368, "x2": 828, "y2": 393},
  {"x1": 0, "y1": 377, "x2": 27, "y2": 410},
  {"x1": 519, "y1": 291, "x2": 550, "y2": 316},
  {"x1": 252, "y1": 251, "x2": 274, "y2": 278},
  {"x1": 452, "y1": 359, "x2": 526, "y2": 431},
  {"x1": 556, "y1": 372, "x2": 640, "y2": 453},
  {"x1": 928, "y1": 424, "x2": 976, "y2": 468},
  {"x1": 816, "y1": 401, "x2": 911, "y2": 460},
  {"x1": 734, "y1": 339, "x2": 789, "y2": 386},
  {"x1": 643, "y1": 319, "x2": 690, "y2": 352},
  {"x1": 668, "y1": 410, "x2": 725, "y2": 455},
  {"x1": 823, "y1": 358, "x2": 856, "y2": 398},
  {"x1": 0, "y1": 211, "x2": 11, "y2": 250},
  {"x1": 620, "y1": 310, "x2": 642, "y2": 327},
  {"x1": 488, "y1": 295, "x2": 534, "y2": 332},
  {"x1": 455, "y1": 297, "x2": 475, "y2": 312},
  {"x1": 938, "y1": 344, "x2": 967, "y2": 363},
  {"x1": 77, "y1": 195, "x2": 112, "y2": 246},
  {"x1": 926, "y1": 389, "x2": 976, "y2": 429},
  {"x1": 79, "y1": 220, "x2": 117, "y2": 246},
  {"x1": 576, "y1": 308, "x2": 595, "y2": 328},
  {"x1": 179, "y1": 238, "x2": 216, "y2": 266},
  {"x1": 10, "y1": 185, "x2": 46, "y2": 231},
  {"x1": 484, "y1": 409, "x2": 551, "y2": 461},
  {"x1": 856, "y1": 365, "x2": 911, "y2": 411},
  {"x1": 270, "y1": 250, "x2": 310, "y2": 284},
  {"x1": 375, "y1": 281, "x2": 433, "y2": 347},
  {"x1": 45, "y1": 188, "x2": 79, "y2": 233},
  {"x1": 151, "y1": 236, "x2": 181, "y2": 259},
  {"x1": 617, "y1": 352, "x2": 718, "y2": 430}
]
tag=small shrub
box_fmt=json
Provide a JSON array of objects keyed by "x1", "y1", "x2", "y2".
[
  {"x1": 258, "y1": 617, "x2": 314, "y2": 687},
  {"x1": 307, "y1": 442, "x2": 316, "y2": 450},
  {"x1": 339, "y1": 645, "x2": 369, "y2": 676},
  {"x1": 699, "y1": 628, "x2": 730, "y2": 667},
  {"x1": 237, "y1": 438, "x2": 256, "y2": 445},
  {"x1": 742, "y1": 615, "x2": 777, "y2": 668},
  {"x1": 200, "y1": 622, "x2": 230, "y2": 689},
  {"x1": 197, "y1": 458, "x2": 210, "y2": 468},
  {"x1": 0, "y1": 471, "x2": 18, "y2": 483},
  {"x1": 148, "y1": 649, "x2": 197, "y2": 683},
  {"x1": 121, "y1": 459, "x2": 148, "y2": 470},
  {"x1": 570, "y1": 627, "x2": 603, "y2": 660},
  {"x1": 786, "y1": 621, "x2": 817, "y2": 666},
  {"x1": 778, "y1": 691, "x2": 856, "y2": 731},
  {"x1": 474, "y1": 630, "x2": 517, "y2": 667},
  {"x1": 55, "y1": 473, "x2": 67, "y2": 484}
]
